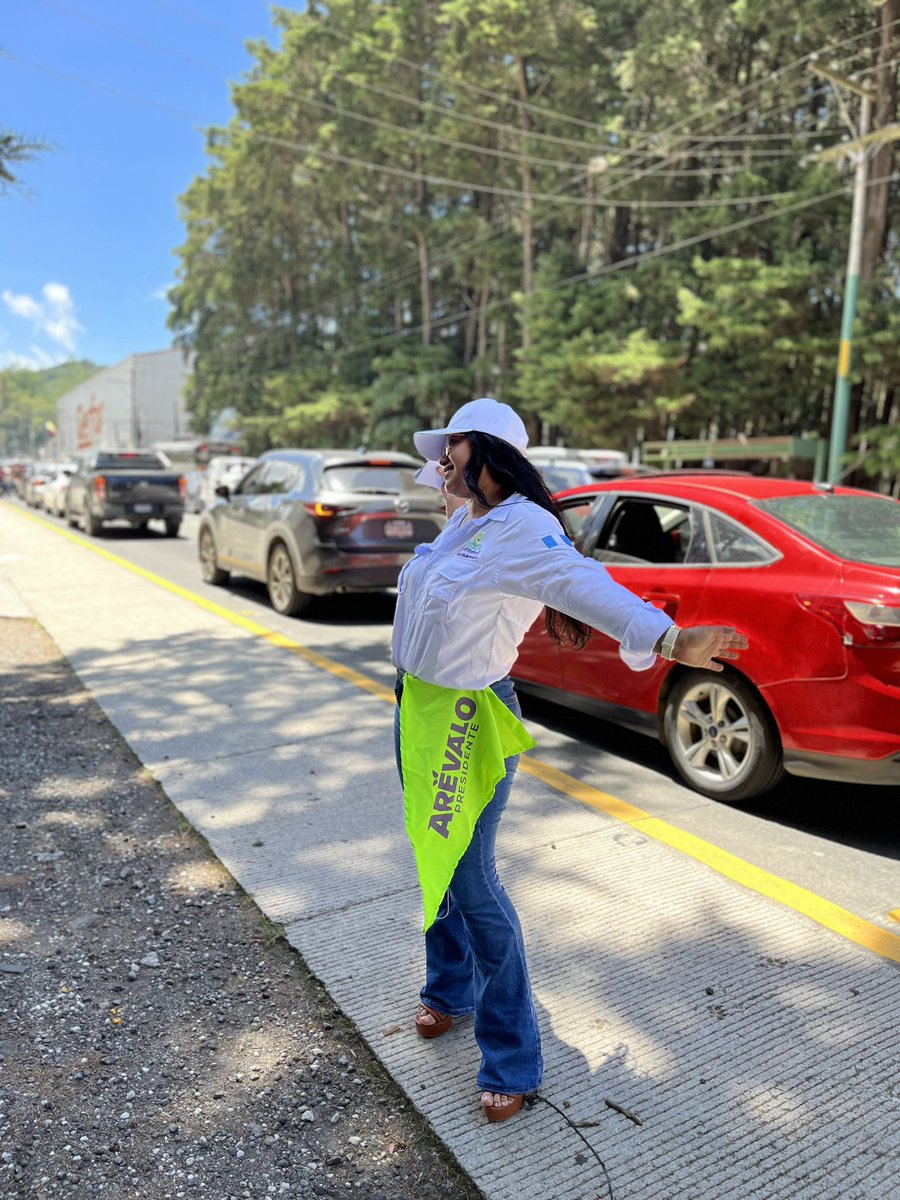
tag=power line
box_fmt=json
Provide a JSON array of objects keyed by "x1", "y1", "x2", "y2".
[
  {"x1": 34, "y1": 0, "x2": 597, "y2": 175},
  {"x1": 593, "y1": 16, "x2": 900, "y2": 171},
  {"x1": 246, "y1": 126, "x2": 802, "y2": 207},
  {"x1": 32, "y1": 0, "x2": 849, "y2": 189},
  {"x1": 150, "y1": 0, "x2": 604, "y2": 154},
  {"x1": 29, "y1": 0, "x2": 886, "y2": 182},
  {"x1": 277, "y1": 42, "x2": 897, "y2": 319},
  {"x1": 324, "y1": 183, "x2": 883, "y2": 357},
  {"x1": 153, "y1": 0, "x2": 893, "y2": 162},
  {"x1": 299, "y1": 43, "x2": 894, "y2": 323},
  {"x1": 181, "y1": 170, "x2": 899, "y2": 375},
  {"x1": 162, "y1": 0, "x2": 900, "y2": 188},
  {"x1": 412, "y1": 42, "x2": 897, "y2": 286},
  {"x1": 310, "y1": 13, "x2": 614, "y2": 135},
  {"x1": 176, "y1": 15, "x2": 897, "y2": 360},
  {"x1": 9, "y1": 5, "x2": 891, "y2": 363},
  {"x1": 0, "y1": 48, "x2": 824, "y2": 211}
]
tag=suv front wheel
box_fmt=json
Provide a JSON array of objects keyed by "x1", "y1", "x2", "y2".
[
  {"x1": 199, "y1": 528, "x2": 229, "y2": 586},
  {"x1": 267, "y1": 541, "x2": 312, "y2": 617}
]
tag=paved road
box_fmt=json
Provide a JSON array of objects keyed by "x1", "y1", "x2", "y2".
[
  {"x1": 2, "y1": 499, "x2": 899, "y2": 1200},
  {"x1": 15, "y1": 499, "x2": 899, "y2": 933}
]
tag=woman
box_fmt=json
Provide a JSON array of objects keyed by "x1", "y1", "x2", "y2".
[{"x1": 392, "y1": 398, "x2": 746, "y2": 1123}]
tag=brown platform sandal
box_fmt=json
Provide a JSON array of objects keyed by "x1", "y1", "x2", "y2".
[
  {"x1": 415, "y1": 1004, "x2": 452, "y2": 1039},
  {"x1": 480, "y1": 1092, "x2": 524, "y2": 1123}
]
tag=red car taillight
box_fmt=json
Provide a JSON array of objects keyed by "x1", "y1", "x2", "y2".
[
  {"x1": 303, "y1": 501, "x2": 355, "y2": 526},
  {"x1": 93, "y1": 475, "x2": 107, "y2": 501},
  {"x1": 305, "y1": 502, "x2": 338, "y2": 519},
  {"x1": 797, "y1": 595, "x2": 900, "y2": 645}
]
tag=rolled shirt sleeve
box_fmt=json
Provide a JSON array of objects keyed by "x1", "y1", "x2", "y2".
[{"x1": 494, "y1": 526, "x2": 672, "y2": 670}]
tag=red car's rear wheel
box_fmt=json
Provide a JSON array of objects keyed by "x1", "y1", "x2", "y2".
[{"x1": 663, "y1": 670, "x2": 783, "y2": 802}]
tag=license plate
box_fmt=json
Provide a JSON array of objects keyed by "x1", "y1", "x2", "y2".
[
  {"x1": 132, "y1": 503, "x2": 154, "y2": 514},
  {"x1": 384, "y1": 519, "x2": 414, "y2": 539}
]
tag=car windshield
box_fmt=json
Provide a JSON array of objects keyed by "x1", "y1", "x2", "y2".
[
  {"x1": 96, "y1": 453, "x2": 169, "y2": 471},
  {"x1": 538, "y1": 464, "x2": 593, "y2": 491},
  {"x1": 220, "y1": 462, "x2": 253, "y2": 480},
  {"x1": 323, "y1": 464, "x2": 422, "y2": 493},
  {"x1": 756, "y1": 493, "x2": 900, "y2": 566}
]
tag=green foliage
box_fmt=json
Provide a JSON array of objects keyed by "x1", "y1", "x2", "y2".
[
  {"x1": 846, "y1": 423, "x2": 900, "y2": 493},
  {"x1": 0, "y1": 128, "x2": 50, "y2": 193},
  {"x1": 241, "y1": 365, "x2": 368, "y2": 453},
  {"x1": 366, "y1": 343, "x2": 474, "y2": 448},
  {"x1": 167, "y1": 0, "x2": 898, "y2": 484},
  {"x1": 0, "y1": 361, "x2": 99, "y2": 455}
]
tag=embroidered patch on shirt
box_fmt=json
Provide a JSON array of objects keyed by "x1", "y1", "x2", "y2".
[
  {"x1": 541, "y1": 533, "x2": 574, "y2": 549},
  {"x1": 457, "y1": 530, "x2": 485, "y2": 561}
]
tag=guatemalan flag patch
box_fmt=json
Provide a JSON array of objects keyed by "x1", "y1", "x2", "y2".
[{"x1": 541, "y1": 533, "x2": 574, "y2": 549}]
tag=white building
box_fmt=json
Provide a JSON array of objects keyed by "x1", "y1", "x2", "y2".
[{"x1": 56, "y1": 348, "x2": 193, "y2": 456}]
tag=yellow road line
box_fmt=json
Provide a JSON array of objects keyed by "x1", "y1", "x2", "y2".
[
  {"x1": 12, "y1": 505, "x2": 900, "y2": 965},
  {"x1": 521, "y1": 756, "x2": 900, "y2": 963}
]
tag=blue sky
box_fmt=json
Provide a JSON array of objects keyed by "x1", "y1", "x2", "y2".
[{"x1": 2, "y1": 0, "x2": 286, "y2": 371}]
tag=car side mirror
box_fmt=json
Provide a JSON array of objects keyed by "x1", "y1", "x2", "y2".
[{"x1": 215, "y1": 484, "x2": 231, "y2": 498}]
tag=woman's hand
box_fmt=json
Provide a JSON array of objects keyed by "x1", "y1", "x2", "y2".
[{"x1": 673, "y1": 626, "x2": 748, "y2": 672}]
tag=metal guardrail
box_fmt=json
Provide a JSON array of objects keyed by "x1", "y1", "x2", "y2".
[{"x1": 643, "y1": 435, "x2": 823, "y2": 463}]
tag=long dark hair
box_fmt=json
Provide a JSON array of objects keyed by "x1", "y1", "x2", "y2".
[{"x1": 462, "y1": 431, "x2": 592, "y2": 650}]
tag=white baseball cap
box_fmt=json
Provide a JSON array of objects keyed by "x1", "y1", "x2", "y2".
[{"x1": 414, "y1": 397, "x2": 529, "y2": 468}]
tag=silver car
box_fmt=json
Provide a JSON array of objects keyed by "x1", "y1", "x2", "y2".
[
  {"x1": 198, "y1": 455, "x2": 258, "y2": 512},
  {"x1": 197, "y1": 448, "x2": 446, "y2": 616}
]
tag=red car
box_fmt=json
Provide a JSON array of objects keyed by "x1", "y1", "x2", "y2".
[{"x1": 511, "y1": 474, "x2": 900, "y2": 802}]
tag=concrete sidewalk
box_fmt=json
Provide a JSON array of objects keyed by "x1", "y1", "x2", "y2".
[{"x1": 2, "y1": 504, "x2": 898, "y2": 1200}]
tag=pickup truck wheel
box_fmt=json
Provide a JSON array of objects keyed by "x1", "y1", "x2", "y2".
[
  {"x1": 267, "y1": 542, "x2": 311, "y2": 617},
  {"x1": 164, "y1": 518, "x2": 181, "y2": 537},
  {"x1": 84, "y1": 506, "x2": 102, "y2": 537},
  {"x1": 65, "y1": 502, "x2": 78, "y2": 529},
  {"x1": 198, "y1": 529, "x2": 229, "y2": 586},
  {"x1": 663, "y1": 670, "x2": 784, "y2": 802}
]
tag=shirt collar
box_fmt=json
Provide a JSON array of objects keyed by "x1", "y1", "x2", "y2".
[{"x1": 468, "y1": 494, "x2": 526, "y2": 524}]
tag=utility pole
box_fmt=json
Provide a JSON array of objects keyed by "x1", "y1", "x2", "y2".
[
  {"x1": 828, "y1": 89, "x2": 871, "y2": 484},
  {"x1": 809, "y1": 65, "x2": 875, "y2": 483}
]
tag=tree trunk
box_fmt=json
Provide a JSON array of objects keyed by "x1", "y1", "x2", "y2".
[
  {"x1": 577, "y1": 174, "x2": 594, "y2": 265},
  {"x1": 338, "y1": 201, "x2": 353, "y2": 254},
  {"x1": 475, "y1": 285, "x2": 490, "y2": 393},
  {"x1": 476, "y1": 285, "x2": 490, "y2": 362},
  {"x1": 514, "y1": 54, "x2": 535, "y2": 353},
  {"x1": 463, "y1": 290, "x2": 477, "y2": 365},
  {"x1": 607, "y1": 204, "x2": 631, "y2": 264},
  {"x1": 414, "y1": 148, "x2": 432, "y2": 345},
  {"x1": 417, "y1": 229, "x2": 432, "y2": 345},
  {"x1": 862, "y1": 0, "x2": 898, "y2": 280}
]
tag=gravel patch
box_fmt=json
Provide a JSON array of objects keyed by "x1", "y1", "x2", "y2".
[{"x1": 0, "y1": 617, "x2": 483, "y2": 1200}]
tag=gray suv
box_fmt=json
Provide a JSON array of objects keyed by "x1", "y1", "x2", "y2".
[{"x1": 197, "y1": 448, "x2": 446, "y2": 616}]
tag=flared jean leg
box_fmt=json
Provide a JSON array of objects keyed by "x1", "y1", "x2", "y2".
[
  {"x1": 395, "y1": 673, "x2": 543, "y2": 1094},
  {"x1": 434, "y1": 750, "x2": 542, "y2": 1094}
]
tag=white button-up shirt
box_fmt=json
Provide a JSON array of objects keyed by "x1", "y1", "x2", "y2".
[{"x1": 392, "y1": 494, "x2": 672, "y2": 691}]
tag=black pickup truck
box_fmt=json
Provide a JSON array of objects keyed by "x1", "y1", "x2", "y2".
[{"x1": 65, "y1": 449, "x2": 186, "y2": 537}]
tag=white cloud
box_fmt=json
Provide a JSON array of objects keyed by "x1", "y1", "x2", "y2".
[
  {"x1": 2, "y1": 282, "x2": 85, "y2": 354},
  {"x1": 151, "y1": 282, "x2": 175, "y2": 302},
  {"x1": 0, "y1": 346, "x2": 68, "y2": 370},
  {"x1": 2, "y1": 291, "x2": 43, "y2": 320}
]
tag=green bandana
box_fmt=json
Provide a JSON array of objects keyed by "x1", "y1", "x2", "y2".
[{"x1": 400, "y1": 676, "x2": 537, "y2": 931}]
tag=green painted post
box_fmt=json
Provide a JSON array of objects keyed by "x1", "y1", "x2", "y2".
[{"x1": 827, "y1": 94, "x2": 871, "y2": 483}]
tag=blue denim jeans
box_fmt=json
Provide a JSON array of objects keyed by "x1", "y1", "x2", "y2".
[{"x1": 394, "y1": 671, "x2": 543, "y2": 1094}]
